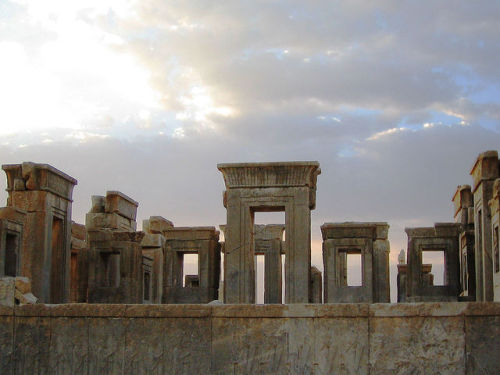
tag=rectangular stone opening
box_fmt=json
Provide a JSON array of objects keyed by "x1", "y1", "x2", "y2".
[
  {"x1": 4, "y1": 233, "x2": 18, "y2": 277},
  {"x1": 144, "y1": 270, "x2": 151, "y2": 301},
  {"x1": 461, "y1": 248, "x2": 468, "y2": 291},
  {"x1": 254, "y1": 212, "x2": 285, "y2": 304},
  {"x1": 422, "y1": 250, "x2": 445, "y2": 286},
  {"x1": 183, "y1": 253, "x2": 198, "y2": 287},
  {"x1": 345, "y1": 251, "x2": 362, "y2": 286},
  {"x1": 256, "y1": 254, "x2": 265, "y2": 304},
  {"x1": 99, "y1": 252, "x2": 120, "y2": 288},
  {"x1": 50, "y1": 216, "x2": 65, "y2": 303},
  {"x1": 70, "y1": 251, "x2": 78, "y2": 301}
]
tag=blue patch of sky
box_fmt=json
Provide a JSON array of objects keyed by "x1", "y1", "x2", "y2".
[
  {"x1": 375, "y1": 10, "x2": 388, "y2": 30},
  {"x1": 337, "y1": 144, "x2": 358, "y2": 158},
  {"x1": 432, "y1": 65, "x2": 500, "y2": 105}
]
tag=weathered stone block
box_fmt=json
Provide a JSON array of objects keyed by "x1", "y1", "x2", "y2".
[
  {"x1": 13, "y1": 317, "x2": 51, "y2": 375},
  {"x1": 105, "y1": 191, "x2": 138, "y2": 220},
  {"x1": 370, "y1": 316, "x2": 464, "y2": 375},
  {"x1": 49, "y1": 317, "x2": 89, "y2": 375},
  {"x1": 465, "y1": 316, "x2": 500, "y2": 374}
]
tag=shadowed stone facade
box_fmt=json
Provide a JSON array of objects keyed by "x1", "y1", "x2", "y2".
[
  {"x1": 321, "y1": 222, "x2": 390, "y2": 303},
  {"x1": 452, "y1": 185, "x2": 476, "y2": 300},
  {"x1": 141, "y1": 216, "x2": 172, "y2": 304},
  {"x1": 218, "y1": 162, "x2": 320, "y2": 304},
  {"x1": 163, "y1": 227, "x2": 221, "y2": 304},
  {"x1": 0, "y1": 207, "x2": 26, "y2": 278},
  {"x1": 405, "y1": 223, "x2": 462, "y2": 302},
  {"x1": 2, "y1": 163, "x2": 77, "y2": 303},
  {"x1": 85, "y1": 192, "x2": 144, "y2": 304}
]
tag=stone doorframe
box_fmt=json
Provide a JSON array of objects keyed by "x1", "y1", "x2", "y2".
[{"x1": 218, "y1": 162, "x2": 320, "y2": 304}]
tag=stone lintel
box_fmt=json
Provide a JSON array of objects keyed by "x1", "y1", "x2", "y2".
[
  {"x1": 470, "y1": 150, "x2": 499, "y2": 192},
  {"x1": 143, "y1": 216, "x2": 174, "y2": 234},
  {"x1": 105, "y1": 191, "x2": 138, "y2": 220},
  {"x1": 164, "y1": 227, "x2": 219, "y2": 241},
  {"x1": 321, "y1": 222, "x2": 389, "y2": 240},
  {"x1": 217, "y1": 161, "x2": 320, "y2": 189},
  {"x1": 405, "y1": 223, "x2": 461, "y2": 238},
  {"x1": 2, "y1": 162, "x2": 77, "y2": 201},
  {"x1": 254, "y1": 224, "x2": 285, "y2": 241}
]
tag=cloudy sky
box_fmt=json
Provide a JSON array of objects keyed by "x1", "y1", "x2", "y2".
[{"x1": 1, "y1": 1, "x2": 499, "y2": 301}]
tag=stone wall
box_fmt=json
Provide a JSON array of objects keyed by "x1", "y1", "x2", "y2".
[{"x1": 0, "y1": 303, "x2": 499, "y2": 375}]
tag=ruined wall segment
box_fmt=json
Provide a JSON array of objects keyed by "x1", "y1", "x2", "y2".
[
  {"x1": 85, "y1": 192, "x2": 144, "y2": 304},
  {"x1": 2, "y1": 162, "x2": 77, "y2": 303},
  {"x1": 321, "y1": 222, "x2": 390, "y2": 303},
  {"x1": 218, "y1": 162, "x2": 320, "y2": 304},
  {"x1": 70, "y1": 222, "x2": 88, "y2": 303},
  {"x1": 141, "y1": 216, "x2": 173, "y2": 304},
  {"x1": 1, "y1": 302, "x2": 499, "y2": 375}
]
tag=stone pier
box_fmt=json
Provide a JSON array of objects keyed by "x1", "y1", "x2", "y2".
[{"x1": 2, "y1": 163, "x2": 77, "y2": 303}]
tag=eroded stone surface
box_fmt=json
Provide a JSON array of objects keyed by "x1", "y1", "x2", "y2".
[{"x1": 370, "y1": 316, "x2": 465, "y2": 375}]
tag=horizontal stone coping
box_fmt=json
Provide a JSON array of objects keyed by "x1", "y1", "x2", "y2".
[
  {"x1": 164, "y1": 226, "x2": 219, "y2": 240},
  {"x1": 217, "y1": 161, "x2": 320, "y2": 168},
  {"x1": 218, "y1": 161, "x2": 321, "y2": 189},
  {"x1": 2, "y1": 162, "x2": 78, "y2": 185},
  {"x1": 106, "y1": 191, "x2": 139, "y2": 207},
  {"x1": 321, "y1": 222, "x2": 389, "y2": 240},
  {"x1": 405, "y1": 223, "x2": 462, "y2": 237},
  {"x1": 1, "y1": 302, "x2": 498, "y2": 318}
]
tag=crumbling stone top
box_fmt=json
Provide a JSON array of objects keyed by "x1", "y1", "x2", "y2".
[
  {"x1": 217, "y1": 161, "x2": 320, "y2": 189},
  {"x1": 469, "y1": 150, "x2": 499, "y2": 191},
  {"x1": 451, "y1": 185, "x2": 473, "y2": 215},
  {"x1": 2, "y1": 162, "x2": 77, "y2": 200},
  {"x1": 143, "y1": 216, "x2": 174, "y2": 234},
  {"x1": 164, "y1": 226, "x2": 219, "y2": 241},
  {"x1": 405, "y1": 223, "x2": 462, "y2": 238},
  {"x1": 321, "y1": 222, "x2": 389, "y2": 240}
]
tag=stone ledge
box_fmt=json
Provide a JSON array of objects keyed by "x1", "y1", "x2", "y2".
[{"x1": 4, "y1": 302, "x2": 499, "y2": 318}]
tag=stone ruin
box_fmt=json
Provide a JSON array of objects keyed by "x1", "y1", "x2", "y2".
[
  {"x1": 321, "y1": 222, "x2": 390, "y2": 303},
  {"x1": 1, "y1": 152, "x2": 500, "y2": 306}
]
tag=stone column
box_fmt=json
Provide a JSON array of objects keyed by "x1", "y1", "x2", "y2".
[
  {"x1": 452, "y1": 185, "x2": 476, "y2": 299},
  {"x1": 286, "y1": 188, "x2": 312, "y2": 303},
  {"x1": 310, "y1": 266, "x2": 322, "y2": 303},
  {"x1": 470, "y1": 151, "x2": 499, "y2": 301},
  {"x1": 224, "y1": 190, "x2": 255, "y2": 304}
]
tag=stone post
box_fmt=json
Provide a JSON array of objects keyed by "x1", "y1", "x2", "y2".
[{"x1": 470, "y1": 150, "x2": 499, "y2": 301}]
